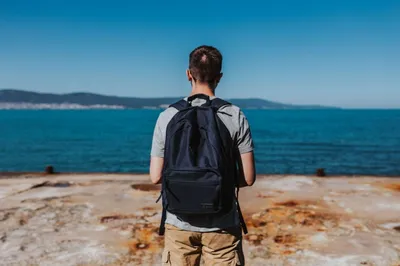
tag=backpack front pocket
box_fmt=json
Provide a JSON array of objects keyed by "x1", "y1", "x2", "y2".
[{"x1": 164, "y1": 169, "x2": 222, "y2": 214}]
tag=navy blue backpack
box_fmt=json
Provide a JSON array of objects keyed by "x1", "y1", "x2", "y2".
[{"x1": 157, "y1": 94, "x2": 247, "y2": 235}]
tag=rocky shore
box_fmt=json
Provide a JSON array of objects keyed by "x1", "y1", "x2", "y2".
[{"x1": 1, "y1": 174, "x2": 399, "y2": 266}]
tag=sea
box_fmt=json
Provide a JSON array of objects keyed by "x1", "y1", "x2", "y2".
[{"x1": 0, "y1": 109, "x2": 399, "y2": 176}]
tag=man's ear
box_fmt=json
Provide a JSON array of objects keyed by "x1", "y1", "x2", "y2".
[{"x1": 186, "y1": 69, "x2": 193, "y2": 81}]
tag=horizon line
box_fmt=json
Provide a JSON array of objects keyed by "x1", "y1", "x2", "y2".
[{"x1": 2, "y1": 88, "x2": 399, "y2": 109}]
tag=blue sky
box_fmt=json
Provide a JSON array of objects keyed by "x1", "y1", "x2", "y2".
[{"x1": 1, "y1": 0, "x2": 399, "y2": 108}]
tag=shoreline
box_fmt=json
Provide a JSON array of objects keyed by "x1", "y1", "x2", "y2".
[{"x1": 1, "y1": 171, "x2": 399, "y2": 179}]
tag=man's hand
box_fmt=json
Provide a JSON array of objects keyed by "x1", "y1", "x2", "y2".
[{"x1": 150, "y1": 156, "x2": 164, "y2": 184}]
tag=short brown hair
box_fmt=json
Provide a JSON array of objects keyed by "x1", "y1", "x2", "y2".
[{"x1": 189, "y1": 45, "x2": 222, "y2": 83}]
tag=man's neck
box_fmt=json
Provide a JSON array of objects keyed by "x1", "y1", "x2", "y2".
[{"x1": 190, "y1": 83, "x2": 215, "y2": 97}]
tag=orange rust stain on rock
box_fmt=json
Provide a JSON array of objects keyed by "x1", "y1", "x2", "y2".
[
  {"x1": 244, "y1": 199, "x2": 340, "y2": 256},
  {"x1": 100, "y1": 214, "x2": 135, "y2": 223},
  {"x1": 383, "y1": 183, "x2": 400, "y2": 192},
  {"x1": 120, "y1": 225, "x2": 164, "y2": 264},
  {"x1": 275, "y1": 199, "x2": 320, "y2": 208},
  {"x1": 276, "y1": 200, "x2": 299, "y2": 207},
  {"x1": 274, "y1": 234, "x2": 298, "y2": 244},
  {"x1": 126, "y1": 227, "x2": 162, "y2": 253},
  {"x1": 300, "y1": 212, "x2": 338, "y2": 227},
  {"x1": 282, "y1": 250, "x2": 295, "y2": 255},
  {"x1": 256, "y1": 193, "x2": 274, "y2": 198},
  {"x1": 110, "y1": 221, "x2": 164, "y2": 264},
  {"x1": 99, "y1": 209, "x2": 164, "y2": 264},
  {"x1": 131, "y1": 184, "x2": 160, "y2": 192},
  {"x1": 256, "y1": 191, "x2": 284, "y2": 198},
  {"x1": 19, "y1": 216, "x2": 29, "y2": 226}
]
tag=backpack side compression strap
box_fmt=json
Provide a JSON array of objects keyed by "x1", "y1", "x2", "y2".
[
  {"x1": 235, "y1": 187, "x2": 248, "y2": 234},
  {"x1": 159, "y1": 206, "x2": 167, "y2": 235}
]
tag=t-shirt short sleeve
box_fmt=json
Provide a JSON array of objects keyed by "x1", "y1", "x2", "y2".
[
  {"x1": 150, "y1": 107, "x2": 178, "y2": 158},
  {"x1": 150, "y1": 114, "x2": 165, "y2": 158},
  {"x1": 236, "y1": 110, "x2": 254, "y2": 154}
]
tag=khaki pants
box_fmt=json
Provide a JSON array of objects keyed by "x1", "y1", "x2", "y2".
[{"x1": 162, "y1": 224, "x2": 244, "y2": 266}]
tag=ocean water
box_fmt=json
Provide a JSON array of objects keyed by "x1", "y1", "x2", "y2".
[{"x1": 0, "y1": 109, "x2": 399, "y2": 176}]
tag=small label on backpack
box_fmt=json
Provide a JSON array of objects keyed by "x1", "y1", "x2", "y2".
[{"x1": 200, "y1": 203, "x2": 214, "y2": 209}]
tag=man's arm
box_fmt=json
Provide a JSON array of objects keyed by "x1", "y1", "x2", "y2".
[
  {"x1": 149, "y1": 112, "x2": 166, "y2": 184},
  {"x1": 150, "y1": 156, "x2": 163, "y2": 184},
  {"x1": 236, "y1": 110, "x2": 256, "y2": 187},
  {"x1": 238, "y1": 151, "x2": 256, "y2": 187}
]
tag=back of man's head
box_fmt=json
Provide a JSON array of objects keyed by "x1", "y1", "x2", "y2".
[{"x1": 189, "y1": 45, "x2": 222, "y2": 84}]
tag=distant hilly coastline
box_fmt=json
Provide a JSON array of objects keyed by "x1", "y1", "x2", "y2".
[{"x1": 0, "y1": 89, "x2": 338, "y2": 110}]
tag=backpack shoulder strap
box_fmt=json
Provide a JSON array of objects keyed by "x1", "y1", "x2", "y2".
[
  {"x1": 211, "y1": 98, "x2": 231, "y2": 110},
  {"x1": 212, "y1": 98, "x2": 247, "y2": 234},
  {"x1": 169, "y1": 99, "x2": 189, "y2": 111}
]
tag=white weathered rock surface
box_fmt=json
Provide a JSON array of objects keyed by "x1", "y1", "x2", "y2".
[{"x1": 0, "y1": 174, "x2": 399, "y2": 265}]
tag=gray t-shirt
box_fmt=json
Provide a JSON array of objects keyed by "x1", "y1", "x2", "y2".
[{"x1": 151, "y1": 97, "x2": 254, "y2": 232}]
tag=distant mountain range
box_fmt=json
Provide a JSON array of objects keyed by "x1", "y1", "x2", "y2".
[{"x1": 0, "y1": 89, "x2": 338, "y2": 109}]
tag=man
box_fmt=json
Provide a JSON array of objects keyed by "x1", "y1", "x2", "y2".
[{"x1": 150, "y1": 45, "x2": 256, "y2": 265}]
